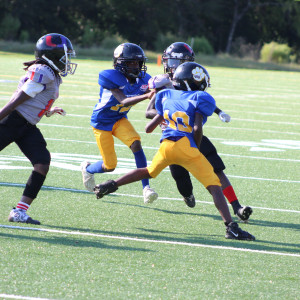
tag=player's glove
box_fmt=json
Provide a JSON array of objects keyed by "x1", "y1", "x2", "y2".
[
  {"x1": 45, "y1": 107, "x2": 66, "y2": 117},
  {"x1": 218, "y1": 111, "x2": 231, "y2": 123},
  {"x1": 148, "y1": 74, "x2": 174, "y2": 90}
]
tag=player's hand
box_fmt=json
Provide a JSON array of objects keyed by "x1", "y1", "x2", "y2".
[
  {"x1": 45, "y1": 107, "x2": 66, "y2": 117},
  {"x1": 148, "y1": 74, "x2": 174, "y2": 89},
  {"x1": 218, "y1": 111, "x2": 231, "y2": 123},
  {"x1": 147, "y1": 89, "x2": 156, "y2": 99}
]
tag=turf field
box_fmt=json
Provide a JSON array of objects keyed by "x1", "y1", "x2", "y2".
[{"x1": 0, "y1": 51, "x2": 299, "y2": 300}]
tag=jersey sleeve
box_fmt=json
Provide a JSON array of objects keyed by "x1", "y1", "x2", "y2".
[
  {"x1": 195, "y1": 92, "x2": 216, "y2": 117},
  {"x1": 155, "y1": 90, "x2": 164, "y2": 116},
  {"x1": 27, "y1": 64, "x2": 55, "y2": 84},
  {"x1": 21, "y1": 80, "x2": 44, "y2": 97},
  {"x1": 98, "y1": 69, "x2": 127, "y2": 90}
]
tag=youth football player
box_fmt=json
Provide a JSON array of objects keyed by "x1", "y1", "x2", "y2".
[
  {"x1": 146, "y1": 42, "x2": 252, "y2": 222},
  {"x1": 93, "y1": 62, "x2": 255, "y2": 240},
  {"x1": 0, "y1": 33, "x2": 77, "y2": 225},
  {"x1": 80, "y1": 43, "x2": 158, "y2": 204}
]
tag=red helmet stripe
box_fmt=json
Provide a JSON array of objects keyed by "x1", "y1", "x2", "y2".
[
  {"x1": 183, "y1": 44, "x2": 193, "y2": 53},
  {"x1": 46, "y1": 35, "x2": 57, "y2": 47}
]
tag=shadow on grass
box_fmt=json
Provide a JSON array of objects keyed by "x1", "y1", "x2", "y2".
[
  {"x1": 1, "y1": 182, "x2": 299, "y2": 254},
  {"x1": 0, "y1": 231, "x2": 151, "y2": 252},
  {"x1": 40, "y1": 221, "x2": 300, "y2": 255}
]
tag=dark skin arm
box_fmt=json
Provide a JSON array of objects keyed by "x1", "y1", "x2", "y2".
[
  {"x1": 145, "y1": 114, "x2": 164, "y2": 133},
  {"x1": 145, "y1": 94, "x2": 157, "y2": 119},
  {"x1": 193, "y1": 112, "x2": 203, "y2": 148},
  {"x1": 0, "y1": 90, "x2": 31, "y2": 121},
  {"x1": 111, "y1": 89, "x2": 155, "y2": 107}
]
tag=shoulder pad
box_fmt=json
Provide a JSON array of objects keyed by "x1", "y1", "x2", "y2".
[
  {"x1": 98, "y1": 69, "x2": 127, "y2": 89},
  {"x1": 142, "y1": 72, "x2": 151, "y2": 83},
  {"x1": 27, "y1": 64, "x2": 55, "y2": 84},
  {"x1": 197, "y1": 92, "x2": 216, "y2": 116}
]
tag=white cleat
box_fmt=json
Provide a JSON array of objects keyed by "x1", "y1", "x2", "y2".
[
  {"x1": 143, "y1": 186, "x2": 158, "y2": 204},
  {"x1": 81, "y1": 161, "x2": 95, "y2": 192},
  {"x1": 8, "y1": 208, "x2": 40, "y2": 225}
]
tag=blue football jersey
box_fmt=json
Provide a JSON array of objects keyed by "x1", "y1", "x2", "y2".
[
  {"x1": 91, "y1": 69, "x2": 151, "y2": 131},
  {"x1": 155, "y1": 89, "x2": 216, "y2": 148}
]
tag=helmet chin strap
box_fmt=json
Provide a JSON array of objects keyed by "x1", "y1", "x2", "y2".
[
  {"x1": 183, "y1": 80, "x2": 191, "y2": 91},
  {"x1": 41, "y1": 55, "x2": 60, "y2": 72}
]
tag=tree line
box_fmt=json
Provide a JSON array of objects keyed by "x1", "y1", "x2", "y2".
[{"x1": 1, "y1": 0, "x2": 300, "y2": 59}]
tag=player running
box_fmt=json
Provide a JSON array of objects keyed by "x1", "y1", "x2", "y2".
[
  {"x1": 146, "y1": 42, "x2": 252, "y2": 222},
  {"x1": 80, "y1": 43, "x2": 158, "y2": 204},
  {"x1": 0, "y1": 33, "x2": 77, "y2": 225},
  {"x1": 93, "y1": 62, "x2": 255, "y2": 240}
]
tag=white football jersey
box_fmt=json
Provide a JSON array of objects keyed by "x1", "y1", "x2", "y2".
[{"x1": 15, "y1": 64, "x2": 62, "y2": 125}]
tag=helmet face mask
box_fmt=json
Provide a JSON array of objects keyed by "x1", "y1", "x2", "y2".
[
  {"x1": 173, "y1": 62, "x2": 210, "y2": 92},
  {"x1": 113, "y1": 43, "x2": 147, "y2": 79},
  {"x1": 162, "y1": 42, "x2": 195, "y2": 78},
  {"x1": 35, "y1": 33, "x2": 77, "y2": 76}
]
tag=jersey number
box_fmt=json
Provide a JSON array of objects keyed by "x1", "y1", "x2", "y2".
[
  {"x1": 164, "y1": 110, "x2": 192, "y2": 133},
  {"x1": 110, "y1": 103, "x2": 132, "y2": 113}
]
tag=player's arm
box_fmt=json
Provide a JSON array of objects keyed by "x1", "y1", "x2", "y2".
[
  {"x1": 111, "y1": 89, "x2": 155, "y2": 107},
  {"x1": 0, "y1": 90, "x2": 31, "y2": 121},
  {"x1": 193, "y1": 112, "x2": 204, "y2": 148},
  {"x1": 145, "y1": 114, "x2": 164, "y2": 133},
  {"x1": 146, "y1": 74, "x2": 173, "y2": 119},
  {"x1": 214, "y1": 105, "x2": 231, "y2": 123},
  {"x1": 145, "y1": 93, "x2": 157, "y2": 119}
]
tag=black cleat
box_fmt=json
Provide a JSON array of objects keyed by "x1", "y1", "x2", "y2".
[
  {"x1": 26, "y1": 217, "x2": 41, "y2": 225},
  {"x1": 94, "y1": 180, "x2": 118, "y2": 199},
  {"x1": 225, "y1": 222, "x2": 255, "y2": 241},
  {"x1": 183, "y1": 195, "x2": 196, "y2": 208},
  {"x1": 236, "y1": 206, "x2": 253, "y2": 222}
]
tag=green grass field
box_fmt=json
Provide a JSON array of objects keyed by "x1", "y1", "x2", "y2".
[{"x1": 0, "y1": 51, "x2": 299, "y2": 300}]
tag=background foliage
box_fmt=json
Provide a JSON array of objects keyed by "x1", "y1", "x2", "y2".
[{"x1": 1, "y1": 0, "x2": 300, "y2": 62}]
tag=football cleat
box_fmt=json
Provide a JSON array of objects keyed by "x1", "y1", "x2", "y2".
[
  {"x1": 81, "y1": 161, "x2": 95, "y2": 192},
  {"x1": 225, "y1": 222, "x2": 255, "y2": 241},
  {"x1": 143, "y1": 186, "x2": 158, "y2": 204},
  {"x1": 94, "y1": 180, "x2": 118, "y2": 199},
  {"x1": 183, "y1": 194, "x2": 196, "y2": 208},
  {"x1": 236, "y1": 206, "x2": 253, "y2": 222},
  {"x1": 8, "y1": 208, "x2": 41, "y2": 225}
]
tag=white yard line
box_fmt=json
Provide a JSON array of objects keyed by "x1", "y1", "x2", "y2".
[
  {"x1": 0, "y1": 224, "x2": 299, "y2": 258},
  {"x1": 38, "y1": 122, "x2": 300, "y2": 136},
  {"x1": 0, "y1": 183, "x2": 299, "y2": 213},
  {"x1": 0, "y1": 294, "x2": 53, "y2": 300}
]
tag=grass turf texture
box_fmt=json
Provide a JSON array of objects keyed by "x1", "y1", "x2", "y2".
[{"x1": 0, "y1": 52, "x2": 299, "y2": 299}]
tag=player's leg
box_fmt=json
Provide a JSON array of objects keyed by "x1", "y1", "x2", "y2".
[
  {"x1": 217, "y1": 171, "x2": 252, "y2": 222},
  {"x1": 81, "y1": 127, "x2": 117, "y2": 192},
  {"x1": 115, "y1": 118, "x2": 158, "y2": 203},
  {"x1": 169, "y1": 164, "x2": 195, "y2": 207},
  {"x1": 176, "y1": 138, "x2": 255, "y2": 240},
  {"x1": 9, "y1": 125, "x2": 51, "y2": 225},
  {"x1": 200, "y1": 135, "x2": 252, "y2": 221},
  {"x1": 94, "y1": 139, "x2": 170, "y2": 201}
]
